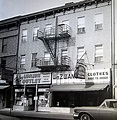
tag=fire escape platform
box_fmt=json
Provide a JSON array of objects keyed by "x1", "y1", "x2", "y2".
[{"x1": 36, "y1": 64, "x2": 70, "y2": 71}]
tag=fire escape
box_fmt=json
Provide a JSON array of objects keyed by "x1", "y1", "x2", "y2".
[{"x1": 36, "y1": 18, "x2": 72, "y2": 71}]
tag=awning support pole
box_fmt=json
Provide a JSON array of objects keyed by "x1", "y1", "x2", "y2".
[{"x1": 35, "y1": 84, "x2": 38, "y2": 112}]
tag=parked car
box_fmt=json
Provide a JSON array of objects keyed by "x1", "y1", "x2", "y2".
[{"x1": 73, "y1": 99, "x2": 117, "y2": 120}]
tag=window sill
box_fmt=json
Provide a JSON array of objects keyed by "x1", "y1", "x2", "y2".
[{"x1": 77, "y1": 31, "x2": 86, "y2": 34}]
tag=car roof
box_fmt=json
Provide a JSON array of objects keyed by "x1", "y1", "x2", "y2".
[{"x1": 104, "y1": 99, "x2": 117, "y2": 102}]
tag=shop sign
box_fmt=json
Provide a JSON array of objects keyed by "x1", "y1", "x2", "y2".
[
  {"x1": 52, "y1": 69, "x2": 110, "y2": 85},
  {"x1": 52, "y1": 71, "x2": 85, "y2": 85},
  {"x1": 74, "y1": 63, "x2": 86, "y2": 79},
  {"x1": 86, "y1": 69, "x2": 110, "y2": 83},
  {"x1": 13, "y1": 72, "x2": 51, "y2": 85}
]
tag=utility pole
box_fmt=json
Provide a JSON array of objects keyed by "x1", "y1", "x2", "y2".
[{"x1": 111, "y1": 0, "x2": 115, "y2": 99}]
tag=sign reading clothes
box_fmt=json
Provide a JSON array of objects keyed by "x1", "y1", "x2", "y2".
[
  {"x1": 13, "y1": 72, "x2": 51, "y2": 85},
  {"x1": 86, "y1": 69, "x2": 110, "y2": 83}
]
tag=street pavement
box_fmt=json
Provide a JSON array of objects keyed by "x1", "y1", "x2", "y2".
[
  {"x1": 0, "y1": 108, "x2": 74, "y2": 120},
  {"x1": 0, "y1": 114, "x2": 20, "y2": 120}
]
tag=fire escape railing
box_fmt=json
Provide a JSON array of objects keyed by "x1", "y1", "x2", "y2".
[
  {"x1": 36, "y1": 56, "x2": 70, "y2": 67},
  {"x1": 37, "y1": 24, "x2": 72, "y2": 39}
]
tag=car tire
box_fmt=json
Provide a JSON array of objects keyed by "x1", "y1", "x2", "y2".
[{"x1": 80, "y1": 114, "x2": 91, "y2": 120}]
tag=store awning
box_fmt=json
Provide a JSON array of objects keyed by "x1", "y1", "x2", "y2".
[
  {"x1": 50, "y1": 84, "x2": 109, "y2": 92},
  {"x1": 0, "y1": 85, "x2": 10, "y2": 90}
]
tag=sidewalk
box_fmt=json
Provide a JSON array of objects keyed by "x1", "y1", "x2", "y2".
[{"x1": 0, "y1": 108, "x2": 74, "y2": 120}]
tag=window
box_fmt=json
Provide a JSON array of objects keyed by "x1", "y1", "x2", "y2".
[
  {"x1": 45, "y1": 24, "x2": 52, "y2": 36},
  {"x1": 20, "y1": 55, "x2": 26, "y2": 69},
  {"x1": 31, "y1": 53, "x2": 37, "y2": 67},
  {"x1": 1, "y1": 58, "x2": 6, "y2": 68},
  {"x1": 33, "y1": 27, "x2": 39, "y2": 41},
  {"x1": 2, "y1": 39, "x2": 7, "y2": 53},
  {"x1": 95, "y1": 44, "x2": 103, "y2": 62},
  {"x1": 77, "y1": 16, "x2": 85, "y2": 34},
  {"x1": 77, "y1": 47, "x2": 85, "y2": 63},
  {"x1": 61, "y1": 49, "x2": 69, "y2": 65},
  {"x1": 62, "y1": 20, "x2": 69, "y2": 32},
  {"x1": 44, "y1": 52, "x2": 52, "y2": 65},
  {"x1": 94, "y1": 13, "x2": 103, "y2": 30},
  {"x1": 22, "y1": 29, "x2": 27, "y2": 42}
]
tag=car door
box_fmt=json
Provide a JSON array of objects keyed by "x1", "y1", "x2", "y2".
[{"x1": 99, "y1": 107, "x2": 115, "y2": 120}]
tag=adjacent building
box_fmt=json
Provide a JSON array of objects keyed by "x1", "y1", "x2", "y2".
[{"x1": 0, "y1": 16, "x2": 20, "y2": 108}]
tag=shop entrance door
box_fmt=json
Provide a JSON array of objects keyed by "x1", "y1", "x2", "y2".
[{"x1": 26, "y1": 88, "x2": 35, "y2": 110}]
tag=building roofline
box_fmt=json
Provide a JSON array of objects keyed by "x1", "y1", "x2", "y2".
[
  {"x1": 0, "y1": 16, "x2": 21, "y2": 27},
  {"x1": 0, "y1": 0, "x2": 111, "y2": 26},
  {"x1": 19, "y1": 0, "x2": 111, "y2": 22}
]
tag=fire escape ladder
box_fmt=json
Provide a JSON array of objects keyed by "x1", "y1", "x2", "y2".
[
  {"x1": 37, "y1": 30, "x2": 56, "y2": 64},
  {"x1": 43, "y1": 38, "x2": 55, "y2": 63}
]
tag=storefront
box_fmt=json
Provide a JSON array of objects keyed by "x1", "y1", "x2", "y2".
[
  {"x1": 0, "y1": 72, "x2": 12, "y2": 108},
  {"x1": 50, "y1": 69, "x2": 111, "y2": 110},
  {"x1": 13, "y1": 72, "x2": 51, "y2": 111}
]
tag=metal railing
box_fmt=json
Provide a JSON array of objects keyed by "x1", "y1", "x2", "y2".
[
  {"x1": 36, "y1": 56, "x2": 70, "y2": 67},
  {"x1": 37, "y1": 24, "x2": 72, "y2": 39}
]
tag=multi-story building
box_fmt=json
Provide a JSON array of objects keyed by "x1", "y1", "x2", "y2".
[
  {"x1": 0, "y1": 16, "x2": 20, "y2": 108},
  {"x1": 12, "y1": 0, "x2": 113, "y2": 113}
]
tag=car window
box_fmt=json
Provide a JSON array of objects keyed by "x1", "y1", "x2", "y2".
[
  {"x1": 101, "y1": 102, "x2": 107, "y2": 108},
  {"x1": 110, "y1": 101, "x2": 117, "y2": 108}
]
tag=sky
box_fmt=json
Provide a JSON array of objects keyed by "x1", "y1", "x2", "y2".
[{"x1": 0, "y1": 0, "x2": 81, "y2": 21}]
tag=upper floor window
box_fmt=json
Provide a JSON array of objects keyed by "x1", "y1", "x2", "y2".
[
  {"x1": 77, "y1": 47, "x2": 85, "y2": 63},
  {"x1": 33, "y1": 27, "x2": 39, "y2": 41},
  {"x1": 20, "y1": 55, "x2": 26, "y2": 69},
  {"x1": 94, "y1": 13, "x2": 103, "y2": 30},
  {"x1": 95, "y1": 44, "x2": 103, "y2": 62},
  {"x1": 2, "y1": 39, "x2": 7, "y2": 53},
  {"x1": 22, "y1": 29, "x2": 27, "y2": 42},
  {"x1": 61, "y1": 49, "x2": 69, "y2": 65},
  {"x1": 77, "y1": 16, "x2": 85, "y2": 34},
  {"x1": 45, "y1": 24, "x2": 52, "y2": 36},
  {"x1": 1, "y1": 58, "x2": 6, "y2": 68},
  {"x1": 62, "y1": 20, "x2": 69, "y2": 32},
  {"x1": 31, "y1": 53, "x2": 37, "y2": 67}
]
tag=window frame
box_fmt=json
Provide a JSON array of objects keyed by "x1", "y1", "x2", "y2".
[
  {"x1": 94, "y1": 44, "x2": 103, "y2": 63},
  {"x1": 22, "y1": 29, "x2": 27, "y2": 43},
  {"x1": 94, "y1": 13, "x2": 103, "y2": 31},
  {"x1": 77, "y1": 47, "x2": 85, "y2": 63},
  {"x1": 2, "y1": 39, "x2": 7, "y2": 53},
  {"x1": 31, "y1": 53, "x2": 37, "y2": 67},
  {"x1": 20, "y1": 55, "x2": 26, "y2": 69},
  {"x1": 33, "y1": 27, "x2": 39, "y2": 41},
  {"x1": 77, "y1": 16, "x2": 85, "y2": 34}
]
